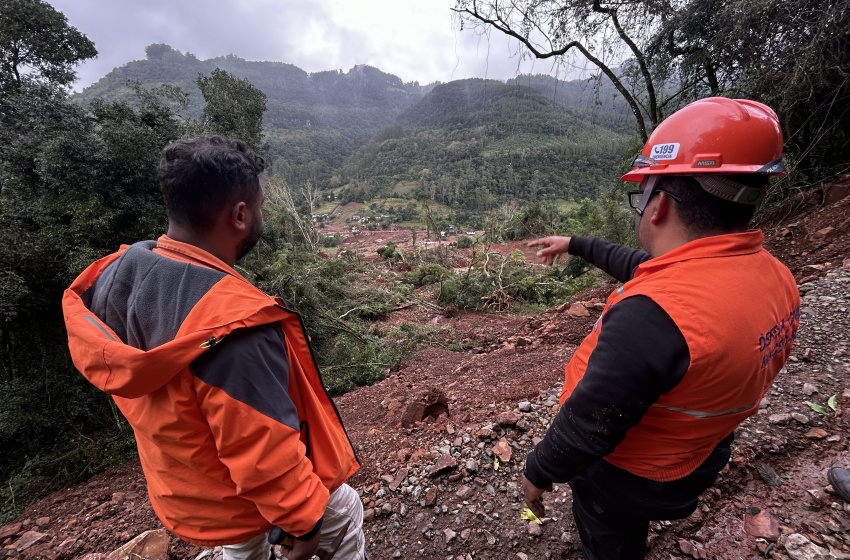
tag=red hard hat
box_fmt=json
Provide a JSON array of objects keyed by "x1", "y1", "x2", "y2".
[{"x1": 621, "y1": 97, "x2": 785, "y2": 182}]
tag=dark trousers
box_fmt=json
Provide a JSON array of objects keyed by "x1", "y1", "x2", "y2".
[{"x1": 568, "y1": 436, "x2": 732, "y2": 560}]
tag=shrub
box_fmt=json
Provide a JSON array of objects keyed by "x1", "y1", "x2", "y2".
[{"x1": 456, "y1": 236, "x2": 474, "y2": 249}]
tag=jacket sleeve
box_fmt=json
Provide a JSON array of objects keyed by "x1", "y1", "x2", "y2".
[
  {"x1": 568, "y1": 236, "x2": 651, "y2": 283},
  {"x1": 192, "y1": 323, "x2": 326, "y2": 537},
  {"x1": 524, "y1": 295, "x2": 690, "y2": 488}
]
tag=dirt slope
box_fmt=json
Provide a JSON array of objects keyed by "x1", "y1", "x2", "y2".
[{"x1": 1, "y1": 184, "x2": 849, "y2": 560}]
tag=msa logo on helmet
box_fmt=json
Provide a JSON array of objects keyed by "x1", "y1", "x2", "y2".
[
  {"x1": 695, "y1": 160, "x2": 717, "y2": 167},
  {"x1": 650, "y1": 143, "x2": 680, "y2": 161}
]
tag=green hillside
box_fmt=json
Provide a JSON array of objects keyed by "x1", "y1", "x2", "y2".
[
  {"x1": 337, "y1": 79, "x2": 633, "y2": 210},
  {"x1": 73, "y1": 46, "x2": 635, "y2": 211},
  {"x1": 74, "y1": 45, "x2": 435, "y2": 186}
]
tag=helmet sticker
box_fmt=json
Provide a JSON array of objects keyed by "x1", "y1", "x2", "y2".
[{"x1": 650, "y1": 143, "x2": 680, "y2": 161}]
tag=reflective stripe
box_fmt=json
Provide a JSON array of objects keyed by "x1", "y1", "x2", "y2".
[
  {"x1": 650, "y1": 402, "x2": 755, "y2": 418},
  {"x1": 617, "y1": 286, "x2": 624, "y2": 296},
  {"x1": 84, "y1": 315, "x2": 116, "y2": 341}
]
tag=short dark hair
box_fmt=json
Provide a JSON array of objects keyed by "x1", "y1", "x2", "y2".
[
  {"x1": 158, "y1": 136, "x2": 265, "y2": 229},
  {"x1": 658, "y1": 175, "x2": 766, "y2": 235}
]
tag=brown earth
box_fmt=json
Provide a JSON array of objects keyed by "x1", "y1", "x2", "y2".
[{"x1": 2, "y1": 182, "x2": 849, "y2": 560}]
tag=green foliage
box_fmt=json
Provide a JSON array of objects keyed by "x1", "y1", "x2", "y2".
[
  {"x1": 411, "y1": 263, "x2": 450, "y2": 287},
  {"x1": 456, "y1": 236, "x2": 474, "y2": 249},
  {"x1": 339, "y1": 79, "x2": 632, "y2": 210},
  {"x1": 195, "y1": 68, "x2": 267, "y2": 151},
  {"x1": 0, "y1": 0, "x2": 97, "y2": 90},
  {"x1": 0, "y1": 21, "x2": 181, "y2": 513},
  {"x1": 652, "y1": 0, "x2": 850, "y2": 188},
  {"x1": 376, "y1": 241, "x2": 400, "y2": 262}
]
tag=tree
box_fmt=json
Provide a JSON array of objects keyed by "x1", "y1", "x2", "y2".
[
  {"x1": 452, "y1": 0, "x2": 673, "y2": 142},
  {"x1": 0, "y1": 0, "x2": 96, "y2": 90},
  {"x1": 656, "y1": 0, "x2": 850, "y2": 185},
  {"x1": 196, "y1": 68, "x2": 268, "y2": 151}
]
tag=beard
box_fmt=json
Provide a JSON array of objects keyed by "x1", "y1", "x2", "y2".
[{"x1": 236, "y1": 217, "x2": 263, "y2": 262}]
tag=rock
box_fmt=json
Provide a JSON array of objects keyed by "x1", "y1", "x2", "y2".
[
  {"x1": 678, "y1": 538, "x2": 707, "y2": 558},
  {"x1": 429, "y1": 454, "x2": 458, "y2": 477},
  {"x1": 34, "y1": 517, "x2": 49, "y2": 527},
  {"x1": 381, "y1": 503, "x2": 393, "y2": 516},
  {"x1": 496, "y1": 412, "x2": 519, "y2": 426},
  {"x1": 518, "y1": 401, "x2": 532, "y2": 412},
  {"x1": 363, "y1": 508, "x2": 376, "y2": 522},
  {"x1": 444, "y1": 529, "x2": 457, "y2": 543},
  {"x1": 461, "y1": 528, "x2": 471, "y2": 541},
  {"x1": 568, "y1": 303, "x2": 590, "y2": 317},
  {"x1": 389, "y1": 468, "x2": 408, "y2": 491},
  {"x1": 493, "y1": 438, "x2": 513, "y2": 463},
  {"x1": 14, "y1": 531, "x2": 47, "y2": 552},
  {"x1": 759, "y1": 397, "x2": 771, "y2": 408},
  {"x1": 424, "y1": 487, "x2": 438, "y2": 506},
  {"x1": 784, "y1": 533, "x2": 831, "y2": 560},
  {"x1": 477, "y1": 428, "x2": 492, "y2": 440},
  {"x1": 803, "y1": 383, "x2": 819, "y2": 396},
  {"x1": 399, "y1": 503, "x2": 408, "y2": 517},
  {"x1": 409, "y1": 448, "x2": 427, "y2": 464},
  {"x1": 527, "y1": 521, "x2": 542, "y2": 537},
  {"x1": 805, "y1": 428, "x2": 829, "y2": 439},
  {"x1": 744, "y1": 510, "x2": 781, "y2": 541},
  {"x1": 807, "y1": 488, "x2": 830, "y2": 506},
  {"x1": 517, "y1": 554, "x2": 529, "y2": 560},
  {"x1": 456, "y1": 485, "x2": 474, "y2": 499},
  {"x1": 401, "y1": 388, "x2": 450, "y2": 428},
  {"x1": 0, "y1": 523, "x2": 22, "y2": 540},
  {"x1": 768, "y1": 413, "x2": 792, "y2": 424},
  {"x1": 380, "y1": 474, "x2": 395, "y2": 485},
  {"x1": 792, "y1": 412, "x2": 810, "y2": 424},
  {"x1": 465, "y1": 459, "x2": 478, "y2": 473},
  {"x1": 104, "y1": 529, "x2": 169, "y2": 560}
]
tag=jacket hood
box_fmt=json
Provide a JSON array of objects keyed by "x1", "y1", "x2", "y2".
[{"x1": 63, "y1": 239, "x2": 286, "y2": 399}]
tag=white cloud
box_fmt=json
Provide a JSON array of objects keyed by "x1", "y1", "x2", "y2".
[{"x1": 49, "y1": 0, "x2": 585, "y2": 91}]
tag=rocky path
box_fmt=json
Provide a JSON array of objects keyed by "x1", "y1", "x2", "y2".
[{"x1": 0, "y1": 185, "x2": 848, "y2": 560}]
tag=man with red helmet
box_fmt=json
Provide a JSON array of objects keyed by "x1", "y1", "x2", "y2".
[{"x1": 522, "y1": 98, "x2": 800, "y2": 559}]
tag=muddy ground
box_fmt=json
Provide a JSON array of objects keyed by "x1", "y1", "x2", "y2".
[{"x1": 1, "y1": 182, "x2": 849, "y2": 560}]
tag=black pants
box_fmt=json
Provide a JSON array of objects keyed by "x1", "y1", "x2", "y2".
[{"x1": 567, "y1": 435, "x2": 732, "y2": 560}]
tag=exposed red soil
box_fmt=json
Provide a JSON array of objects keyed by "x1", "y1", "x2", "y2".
[{"x1": 2, "y1": 185, "x2": 849, "y2": 560}]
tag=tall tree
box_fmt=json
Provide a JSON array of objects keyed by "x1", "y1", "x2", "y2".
[
  {"x1": 196, "y1": 68, "x2": 268, "y2": 151},
  {"x1": 0, "y1": 0, "x2": 96, "y2": 90},
  {"x1": 653, "y1": 0, "x2": 850, "y2": 183},
  {"x1": 453, "y1": 0, "x2": 673, "y2": 142}
]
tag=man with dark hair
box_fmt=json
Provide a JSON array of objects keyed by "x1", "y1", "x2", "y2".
[
  {"x1": 63, "y1": 137, "x2": 365, "y2": 560},
  {"x1": 523, "y1": 98, "x2": 800, "y2": 560}
]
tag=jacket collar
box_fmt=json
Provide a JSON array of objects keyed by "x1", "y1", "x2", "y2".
[
  {"x1": 155, "y1": 235, "x2": 240, "y2": 276},
  {"x1": 634, "y1": 230, "x2": 765, "y2": 278}
]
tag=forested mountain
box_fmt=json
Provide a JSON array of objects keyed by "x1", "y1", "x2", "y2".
[
  {"x1": 75, "y1": 44, "x2": 435, "y2": 186},
  {"x1": 338, "y1": 79, "x2": 633, "y2": 209},
  {"x1": 74, "y1": 44, "x2": 634, "y2": 208},
  {"x1": 507, "y1": 73, "x2": 632, "y2": 120}
]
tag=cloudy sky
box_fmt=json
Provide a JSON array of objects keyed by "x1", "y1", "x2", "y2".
[{"x1": 49, "y1": 0, "x2": 585, "y2": 92}]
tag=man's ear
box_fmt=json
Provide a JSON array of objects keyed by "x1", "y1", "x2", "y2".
[
  {"x1": 230, "y1": 201, "x2": 248, "y2": 232},
  {"x1": 649, "y1": 193, "x2": 672, "y2": 225}
]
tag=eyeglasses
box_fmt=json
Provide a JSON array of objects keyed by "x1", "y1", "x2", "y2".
[{"x1": 627, "y1": 189, "x2": 683, "y2": 210}]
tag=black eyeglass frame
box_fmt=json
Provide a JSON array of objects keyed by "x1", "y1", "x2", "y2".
[{"x1": 627, "y1": 188, "x2": 682, "y2": 213}]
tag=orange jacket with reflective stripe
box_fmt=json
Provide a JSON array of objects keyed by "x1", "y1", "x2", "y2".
[
  {"x1": 62, "y1": 237, "x2": 359, "y2": 546},
  {"x1": 561, "y1": 231, "x2": 799, "y2": 482}
]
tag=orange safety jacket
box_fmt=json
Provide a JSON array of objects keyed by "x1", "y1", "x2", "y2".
[
  {"x1": 62, "y1": 236, "x2": 359, "y2": 546},
  {"x1": 560, "y1": 231, "x2": 799, "y2": 482}
]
